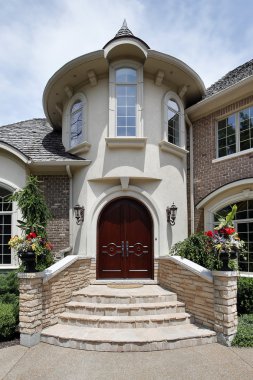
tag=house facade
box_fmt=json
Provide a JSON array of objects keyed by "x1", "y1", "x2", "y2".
[{"x1": 0, "y1": 22, "x2": 252, "y2": 275}]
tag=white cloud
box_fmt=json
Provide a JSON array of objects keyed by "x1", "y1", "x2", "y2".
[{"x1": 0, "y1": 0, "x2": 252, "y2": 126}]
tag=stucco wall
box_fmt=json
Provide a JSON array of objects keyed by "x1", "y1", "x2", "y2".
[{"x1": 62, "y1": 76, "x2": 188, "y2": 259}]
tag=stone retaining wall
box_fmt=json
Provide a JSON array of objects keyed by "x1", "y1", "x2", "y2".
[
  {"x1": 18, "y1": 256, "x2": 91, "y2": 347},
  {"x1": 158, "y1": 256, "x2": 238, "y2": 345}
]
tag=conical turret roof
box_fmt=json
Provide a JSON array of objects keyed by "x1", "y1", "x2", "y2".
[{"x1": 103, "y1": 20, "x2": 150, "y2": 49}]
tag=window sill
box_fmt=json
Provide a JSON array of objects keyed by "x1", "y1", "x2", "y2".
[
  {"x1": 0, "y1": 265, "x2": 19, "y2": 270},
  {"x1": 159, "y1": 140, "x2": 188, "y2": 158},
  {"x1": 105, "y1": 137, "x2": 147, "y2": 149},
  {"x1": 67, "y1": 141, "x2": 91, "y2": 155},
  {"x1": 212, "y1": 148, "x2": 253, "y2": 163}
]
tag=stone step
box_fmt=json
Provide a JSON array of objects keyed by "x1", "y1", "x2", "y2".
[
  {"x1": 41, "y1": 324, "x2": 217, "y2": 352},
  {"x1": 59, "y1": 311, "x2": 192, "y2": 328},
  {"x1": 65, "y1": 300, "x2": 185, "y2": 316},
  {"x1": 72, "y1": 285, "x2": 177, "y2": 304}
]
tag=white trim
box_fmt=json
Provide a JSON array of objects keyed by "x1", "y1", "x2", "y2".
[
  {"x1": 105, "y1": 137, "x2": 147, "y2": 149},
  {"x1": 67, "y1": 141, "x2": 91, "y2": 154},
  {"x1": 109, "y1": 60, "x2": 143, "y2": 138},
  {"x1": 212, "y1": 147, "x2": 253, "y2": 163},
  {"x1": 43, "y1": 255, "x2": 78, "y2": 283},
  {"x1": 86, "y1": 185, "x2": 164, "y2": 261},
  {"x1": 197, "y1": 179, "x2": 253, "y2": 209},
  {"x1": 159, "y1": 256, "x2": 213, "y2": 283},
  {"x1": 159, "y1": 140, "x2": 188, "y2": 158},
  {"x1": 0, "y1": 142, "x2": 31, "y2": 164},
  {"x1": 162, "y1": 91, "x2": 186, "y2": 149}
]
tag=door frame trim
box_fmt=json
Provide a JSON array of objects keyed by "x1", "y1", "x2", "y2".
[
  {"x1": 96, "y1": 196, "x2": 154, "y2": 279},
  {"x1": 86, "y1": 185, "x2": 163, "y2": 262}
]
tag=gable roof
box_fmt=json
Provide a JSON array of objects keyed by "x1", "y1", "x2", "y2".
[
  {"x1": 0, "y1": 118, "x2": 85, "y2": 163},
  {"x1": 205, "y1": 58, "x2": 253, "y2": 98}
]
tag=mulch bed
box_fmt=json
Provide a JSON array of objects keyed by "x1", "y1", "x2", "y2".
[{"x1": 0, "y1": 334, "x2": 20, "y2": 349}]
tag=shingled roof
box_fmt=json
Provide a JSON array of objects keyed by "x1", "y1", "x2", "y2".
[
  {"x1": 205, "y1": 58, "x2": 253, "y2": 98},
  {"x1": 0, "y1": 118, "x2": 85, "y2": 163}
]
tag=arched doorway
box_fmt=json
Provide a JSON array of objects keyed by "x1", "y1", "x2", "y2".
[{"x1": 97, "y1": 197, "x2": 153, "y2": 279}]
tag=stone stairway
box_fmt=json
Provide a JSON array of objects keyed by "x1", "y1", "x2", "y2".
[{"x1": 41, "y1": 284, "x2": 217, "y2": 351}]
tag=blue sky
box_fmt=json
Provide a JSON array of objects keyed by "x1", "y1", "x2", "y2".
[{"x1": 0, "y1": 0, "x2": 252, "y2": 126}]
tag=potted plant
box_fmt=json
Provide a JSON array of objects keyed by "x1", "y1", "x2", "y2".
[
  {"x1": 205, "y1": 205, "x2": 246, "y2": 270},
  {"x1": 8, "y1": 176, "x2": 54, "y2": 272}
]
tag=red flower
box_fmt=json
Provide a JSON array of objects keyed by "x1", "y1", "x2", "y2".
[
  {"x1": 26, "y1": 232, "x2": 37, "y2": 240},
  {"x1": 205, "y1": 230, "x2": 214, "y2": 237},
  {"x1": 224, "y1": 227, "x2": 235, "y2": 235}
]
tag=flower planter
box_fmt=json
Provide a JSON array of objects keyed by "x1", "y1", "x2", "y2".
[
  {"x1": 18, "y1": 251, "x2": 37, "y2": 273},
  {"x1": 220, "y1": 250, "x2": 237, "y2": 271}
]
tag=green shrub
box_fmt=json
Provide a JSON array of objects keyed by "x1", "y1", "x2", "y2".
[
  {"x1": 0, "y1": 272, "x2": 19, "y2": 296},
  {"x1": 0, "y1": 303, "x2": 17, "y2": 340},
  {"x1": 232, "y1": 314, "x2": 253, "y2": 347},
  {"x1": 237, "y1": 277, "x2": 253, "y2": 314},
  {"x1": 170, "y1": 233, "x2": 220, "y2": 270}
]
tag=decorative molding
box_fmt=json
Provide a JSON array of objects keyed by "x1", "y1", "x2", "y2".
[
  {"x1": 120, "y1": 177, "x2": 129, "y2": 190},
  {"x1": 178, "y1": 85, "x2": 188, "y2": 98},
  {"x1": 155, "y1": 70, "x2": 164, "y2": 86},
  {"x1": 159, "y1": 140, "x2": 188, "y2": 158},
  {"x1": 55, "y1": 103, "x2": 63, "y2": 116},
  {"x1": 87, "y1": 70, "x2": 97, "y2": 86},
  {"x1": 67, "y1": 141, "x2": 91, "y2": 154},
  {"x1": 105, "y1": 137, "x2": 147, "y2": 149},
  {"x1": 64, "y1": 85, "x2": 73, "y2": 99}
]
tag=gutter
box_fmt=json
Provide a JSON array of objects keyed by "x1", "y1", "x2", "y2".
[
  {"x1": 185, "y1": 114, "x2": 195, "y2": 234},
  {"x1": 66, "y1": 165, "x2": 73, "y2": 254}
]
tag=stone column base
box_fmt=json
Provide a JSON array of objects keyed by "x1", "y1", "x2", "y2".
[{"x1": 20, "y1": 332, "x2": 41, "y2": 347}]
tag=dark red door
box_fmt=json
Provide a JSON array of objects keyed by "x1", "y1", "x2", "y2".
[{"x1": 97, "y1": 198, "x2": 153, "y2": 279}]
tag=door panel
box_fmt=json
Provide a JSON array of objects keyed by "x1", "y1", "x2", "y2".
[{"x1": 97, "y1": 198, "x2": 153, "y2": 279}]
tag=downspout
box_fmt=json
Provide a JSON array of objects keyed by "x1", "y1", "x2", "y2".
[
  {"x1": 65, "y1": 165, "x2": 73, "y2": 255},
  {"x1": 185, "y1": 114, "x2": 195, "y2": 234}
]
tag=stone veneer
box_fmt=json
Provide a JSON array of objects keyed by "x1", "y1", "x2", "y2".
[
  {"x1": 18, "y1": 256, "x2": 91, "y2": 347},
  {"x1": 158, "y1": 256, "x2": 238, "y2": 345}
]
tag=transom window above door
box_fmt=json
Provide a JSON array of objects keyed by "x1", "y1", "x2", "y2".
[{"x1": 116, "y1": 68, "x2": 137, "y2": 137}]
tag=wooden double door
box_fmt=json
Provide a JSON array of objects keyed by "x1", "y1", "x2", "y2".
[{"x1": 97, "y1": 198, "x2": 153, "y2": 279}]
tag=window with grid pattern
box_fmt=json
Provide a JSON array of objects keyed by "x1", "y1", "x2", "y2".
[
  {"x1": 0, "y1": 188, "x2": 12, "y2": 265},
  {"x1": 167, "y1": 100, "x2": 180, "y2": 145},
  {"x1": 116, "y1": 68, "x2": 137, "y2": 137},
  {"x1": 217, "y1": 106, "x2": 253, "y2": 158}
]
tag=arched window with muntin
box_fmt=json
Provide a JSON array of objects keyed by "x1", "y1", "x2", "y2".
[
  {"x1": 167, "y1": 99, "x2": 180, "y2": 146},
  {"x1": 70, "y1": 100, "x2": 83, "y2": 147}
]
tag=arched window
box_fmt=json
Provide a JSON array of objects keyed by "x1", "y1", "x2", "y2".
[
  {"x1": 116, "y1": 68, "x2": 137, "y2": 137},
  {"x1": 214, "y1": 200, "x2": 253, "y2": 272},
  {"x1": 70, "y1": 100, "x2": 83, "y2": 148},
  {"x1": 0, "y1": 187, "x2": 12, "y2": 265},
  {"x1": 167, "y1": 99, "x2": 180, "y2": 145}
]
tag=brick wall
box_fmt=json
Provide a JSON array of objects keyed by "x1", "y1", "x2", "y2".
[
  {"x1": 192, "y1": 95, "x2": 253, "y2": 231},
  {"x1": 38, "y1": 175, "x2": 70, "y2": 254}
]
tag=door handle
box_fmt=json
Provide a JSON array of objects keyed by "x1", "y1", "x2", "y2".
[
  {"x1": 126, "y1": 241, "x2": 129, "y2": 257},
  {"x1": 121, "y1": 241, "x2": 124, "y2": 257}
]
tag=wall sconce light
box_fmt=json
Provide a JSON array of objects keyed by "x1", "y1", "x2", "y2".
[
  {"x1": 166, "y1": 202, "x2": 178, "y2": 225},
  {"x1": 74, "y1": 204, "x2": 84, "y2": 225}
]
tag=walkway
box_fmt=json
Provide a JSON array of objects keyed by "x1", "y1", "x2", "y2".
[{"x1": 1, "y1": 342, "x2": 252, "y2": 380}]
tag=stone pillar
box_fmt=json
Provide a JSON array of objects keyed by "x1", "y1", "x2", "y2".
[
  {"x1": 18, "y1": 272, "x2": 44, "y2": 347},
  {"x1": 212, "y1": 271, "x2": 238, "y2": 346}
]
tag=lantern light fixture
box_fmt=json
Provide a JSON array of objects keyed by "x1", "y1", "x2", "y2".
[
  {"x1": 166, "y1": 202, "x2": 178, "y2": 225},
  {"x1": 74, "y1": 204, "x2": 84, "y2": 225}
]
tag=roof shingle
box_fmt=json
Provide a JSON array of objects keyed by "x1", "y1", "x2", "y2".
[
  {"x1": 0, "y1": 118, "x2": 85, "y2": 162},
  {"x1": 205, "y1": 59, "x2": 253, "y2": 98}
]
